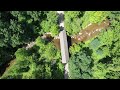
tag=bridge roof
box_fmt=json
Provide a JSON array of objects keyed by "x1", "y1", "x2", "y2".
[{"x1": 59, "y1": 30, "x2": 69, "y2": 63}]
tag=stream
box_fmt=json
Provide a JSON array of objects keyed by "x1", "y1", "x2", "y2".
[
  {"x1": 0, "y1": 11, "x2": 110, "y2": 79},
  {"x1": 42, "y1": 19, "x2": 110, "y2": 50}
]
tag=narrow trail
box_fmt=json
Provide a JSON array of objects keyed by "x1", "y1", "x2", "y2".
[{"x1": 25, "y1": 41, "x2": 35, "y2": 50}]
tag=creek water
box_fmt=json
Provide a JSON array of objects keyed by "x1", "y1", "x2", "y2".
[
  {"x1": 0, "y1": 19, "x2": 110, "y2": 77},
  {"x1": 71, "y1": 19, "x2": 110, "y2": 44},
  {"x1": 43, "y1": 19, "x2": 110, "y2": 50}
]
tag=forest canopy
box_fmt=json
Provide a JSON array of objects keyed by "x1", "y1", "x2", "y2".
[
  {"x1": 0, "y1": 11, "x2": 63, "y2": 79},
  {"x1": 68, "y1": 11, "x2": 120, "y2": 79},
  {"x1": 0, "y1": 11, "x2": 120, "y2": 79}
]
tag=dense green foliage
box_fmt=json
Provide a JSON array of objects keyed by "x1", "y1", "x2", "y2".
[
  {"x1": 64, "y1": 11, "x2": 84, "y2": 36},
  {"x1": 64, "y1": 11, "x2": 110, "y2": 36},
  {"x1": 68, "y1": 11, "x2": 120, "y2": 79},
  {"x1": 41, "y1": 11, "x2": 59, "y2": 36},
  {"x1": 69, "y1": 47, "x2": 93, "y2": 79},
  {"x1": 0, "y1": 11, "x2": 120, "y2": 79},
  {"x1": 81, "y1": 11, "x2": 110, "y2": 29},
  {"x1": 0, "y1": 11, "x2": 45, "y2": 68},
  {"x1": 0, "y1": 11, "x2": 45, "y2": 48},
  {"x1": 1, "y1": 37, "x2": 64, "y2": 79},
  {"x1": 0, "y1": 11, "x2": 63, "y2": 79}
]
